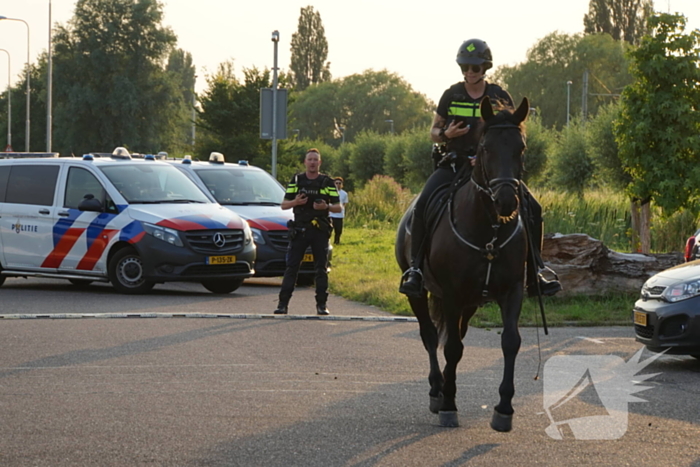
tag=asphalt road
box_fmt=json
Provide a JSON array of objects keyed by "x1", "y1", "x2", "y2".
[{"x1": 0, "y1": 277, "x2": 699, "y2": 466}]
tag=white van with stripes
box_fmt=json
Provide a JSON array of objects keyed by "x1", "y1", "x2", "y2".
[{"x1": 0, "y1": 148, "x2": 256, "y2": 294}]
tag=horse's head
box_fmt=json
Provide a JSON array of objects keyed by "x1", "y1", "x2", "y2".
[{"x1": 474, "y1": 96, "x2": 529, "y2": 223}]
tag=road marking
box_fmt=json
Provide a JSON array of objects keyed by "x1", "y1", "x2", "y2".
[
  {"x1": 576, "y1": 336, "x2": 605, "y2": 344},
  {"x1": 0, "y1": 313, "x2": 418, "y2": 322}
]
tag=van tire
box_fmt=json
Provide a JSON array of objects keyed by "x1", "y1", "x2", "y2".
[
  {"x1": 109, "y1": 247, "x2": 155, "y2": 294},
  {"x1": 201, "y1": 278, "x2": 244, "y2": 294}
]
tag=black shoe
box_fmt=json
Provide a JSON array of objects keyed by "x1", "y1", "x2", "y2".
[
  {"x1": 273, "y1": 304, "x2": 288, "y2": 314},
  {"x1": 399, "y1": 268, "x2": 424, "y2": 298},
  {"x1": 527, "y1": 276, "x2": 562, "y2": 298},
  {"x1": 316, "y1": 304, "x2": 330, "y2": 315}
]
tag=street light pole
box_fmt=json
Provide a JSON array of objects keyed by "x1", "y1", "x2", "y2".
[
  {"x1": 271, "y1": 30, "x2": 279, "y2": 178},
  {"x1": 46, "y1": 0, "x2": 52, "y2": 152},
  {"x1": 0, "y1": 16, "x2": 30, "y2": 152},
  {"x1": 566, "y1": 80, "x2": 572, "y2": 127},
  {"x1": 191, "y1": 74, "x2": 197, "y2": 148},
  {"x1": 0, "y1": 49, "x2": 10, "y2": 149},
  {"x1": 385, "y1": 119, "x2": 394, "y2": 134}
]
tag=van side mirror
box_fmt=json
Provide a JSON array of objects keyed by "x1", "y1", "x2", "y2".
[{"x1": 78, "y1": 193, "x2": 103, "y2": 212}]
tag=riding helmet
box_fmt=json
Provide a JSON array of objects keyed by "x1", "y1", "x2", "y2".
[{"x1": 456, "y1": 39, "x2": 493, "y2": 71}]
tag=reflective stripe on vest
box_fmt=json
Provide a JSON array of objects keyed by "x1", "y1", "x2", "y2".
[{"x1": 448, "y1": 101, "x2": 481, "y2": 118}]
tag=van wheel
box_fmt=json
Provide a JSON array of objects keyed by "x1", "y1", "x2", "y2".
[
  {"x1": 201, "y1": 278, "x2": 244, "y2": 294},
  {"x1": 69, "y1": 279, "x2": 94, "y2": 287},
  {"x1": 109, "y1": 247, "x2": 155, "y2": 294}
]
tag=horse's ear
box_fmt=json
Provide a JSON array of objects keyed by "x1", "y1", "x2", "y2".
[
  {"x1": 480, "y1": 96, "x2": 494, "y2": 120},
  {"x1": 513, "y1": 97, "x2": 530, "y2": 124}
]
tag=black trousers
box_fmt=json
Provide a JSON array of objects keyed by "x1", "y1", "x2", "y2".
[
  {"x1": 279, "y1": 227, "x2": 330, "y2": 305},
  {"x1": 331, "y1": 217, "x2": 344, "y2": 244}
]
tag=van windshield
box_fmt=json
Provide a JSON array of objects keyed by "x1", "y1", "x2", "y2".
[
  {"x1": 100, "y1": 164, "x2": 211, "y2": 204},
  {"x1": 194, "y1": 168, "x2": 284, "y2": 206}
]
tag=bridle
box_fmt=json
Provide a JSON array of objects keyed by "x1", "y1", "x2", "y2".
[{"x1": 470, "y1": 122, "x2": 524, "y2": 223}]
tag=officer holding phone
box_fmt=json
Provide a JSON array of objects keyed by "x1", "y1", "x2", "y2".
[
  {"x1": 400, "y1": 39, "x2": 561, "y2": 300},
  {"x1": 274, "y1": 148, "x2": 341, "y2": 315}
]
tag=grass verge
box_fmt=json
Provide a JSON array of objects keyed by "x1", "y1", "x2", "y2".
[{"x1": 329, "y1": 226, "x2": 637, "y2": 327}]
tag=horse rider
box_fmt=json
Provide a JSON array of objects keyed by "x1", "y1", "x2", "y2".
[
  {"x1": 274, "y1": 148, "x2": 341, "y2": 315},
  {"x1": 399, "y1": 38, "x2": 562, "y2": 299}
]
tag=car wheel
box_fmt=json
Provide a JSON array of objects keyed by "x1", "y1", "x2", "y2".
[
  {"x1": 201, "y1": 278, "x2": 244, "y2": 294},
  {"x1": 69, "y1": 279, "x2": 94, "y2": 287},
  {"x1": 296, "y1": 275, "x2": 315, "y2": 287},
  {"x1": 108, "y1": 247, "x2": 155, "y2": 294},
  {"x1": 0, "y1": 263, "x2": 5, "y2": 287}
]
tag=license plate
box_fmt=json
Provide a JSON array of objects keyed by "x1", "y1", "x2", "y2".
[
  {"x1": 303, "y1": 254, "x2": 314, "y2": 262},
  {"x1": 207, "y1": 255, "x2": 236, "y2": 265},
  {"x1": 634, "y1": 311, "x2": 647, "y2": 326}
]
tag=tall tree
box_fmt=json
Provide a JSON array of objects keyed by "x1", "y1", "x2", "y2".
[
  {"x1": 289, "y1": 6, "x2": 331, "y2": 91},
  {"x1": 166, "y1": 48, "x2": 197, "y2": 152},
  {"x1": 196, "y1": 62, "x2": 292, "y2": 166},
  {"x1": 614, "y1": 13, "x2": 700, "y2": 252},
  {"x1": 493, "y1": 32, "x2": 632, "y2": 129},
  {"x1": 51, "y1": 0, "x2": 182, "y2": 155},
  {"x1": 289, "y1": 70, "x2": 433, "y2": 145},
  {"x1": 583, "y1": 0, "x2": 653, "y2": 45}
]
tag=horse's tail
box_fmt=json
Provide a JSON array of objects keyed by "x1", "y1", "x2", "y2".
[{"x1": 428, "y1": 294, "x2": 449, "y2": 347}]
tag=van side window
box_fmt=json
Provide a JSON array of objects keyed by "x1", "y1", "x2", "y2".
[
  {"x1": 65, "y1": 167, "x2": 107, "y2": 210},
  {"x1": 0, "y1": 166, "x2": 10, "y2": 202},
  {"x1": 6, "y1": 165, "x2": 59, "y2": 206}
]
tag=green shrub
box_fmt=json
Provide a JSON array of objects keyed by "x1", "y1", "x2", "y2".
[{"x1": 346, "y1": 175, "x2": 414, "y2": 228}]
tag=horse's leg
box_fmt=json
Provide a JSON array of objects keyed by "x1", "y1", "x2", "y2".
[
  {"x1": 438, "y1": 292, "x2": 463, "y2": 427},
  {"x1": 409, "y1": 294, "x2": 443, "y2": 414},
  {"x1": 491, "y1": 288, "x2": 524, "y2": 432}
]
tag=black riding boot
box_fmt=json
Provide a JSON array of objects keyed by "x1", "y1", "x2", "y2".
[
  {"x1": 274, "y1": 296, "x2": 290, "y2": 314},
  {"x1": 399, "y1": 210, "x2": 426, "y2": 298},
  {"x1": 526, "y1": 219, "x2": 562, "y2": 298}
]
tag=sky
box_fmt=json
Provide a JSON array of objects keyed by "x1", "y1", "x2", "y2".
[{"x1": 0, "y1": 0, "x2": 699, "y2": 106}]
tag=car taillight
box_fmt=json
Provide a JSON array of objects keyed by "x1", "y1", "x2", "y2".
[{"x1": 684, "y1": 236, "x2": 695, "y2": 262}]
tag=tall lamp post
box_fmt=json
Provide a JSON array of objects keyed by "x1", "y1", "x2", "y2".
[
  {"x1": 191, "y1": 74, "x2": 197, "y2": 148},
  {"x1": 0, "y1": 49, "x2": 10, "y2": 149},
  {"x1": 566, "y1": 80, "x2": 572, "y2": 127},
  {"x1": 0, "y1": 16, "x2": 30, "y2": 152},
  {"x1": 271, "y1": 30, "x2": 279, "y2": 178},
  {"x1": 46, "y1": 0, "x2": 52, "y2": 152},
  {"x1": 385, "y1": 119, "x2": 394, "y2": 134}
]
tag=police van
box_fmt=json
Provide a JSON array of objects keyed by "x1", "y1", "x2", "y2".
[
  {"x1": 0, "y1": 149, "x2": 256, "y2": 294},
  {"x1": 170, "y1": 153, "x2": 330, "y2": 284}
]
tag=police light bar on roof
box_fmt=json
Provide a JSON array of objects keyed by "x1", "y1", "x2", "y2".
[
  {"x1": 209, "y1": 152, "x2": 225, "y2": 163},
  {"x1": 111, "y1": 147, "x2": 132, "y2": 160},
  {"x1": 182, "y1": 155, "x2": 192, "y2": 165}
]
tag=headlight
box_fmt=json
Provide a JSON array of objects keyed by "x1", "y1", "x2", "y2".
[
  {"x1": 142, "y1": 222, "x2": 183, "y2": 247},
  {"x1": 243, "y1": 221, "x2": 253, "y2": 245},
  {"x1": 662, "y1": 278, "x2": 700, "y2": 302},
  {"x1": 250, "y1": 228, "x2": 265, "y2": 245}
]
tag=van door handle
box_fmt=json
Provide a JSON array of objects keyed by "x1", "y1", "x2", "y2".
[
  {"x1": 39, "y1": 209, "x2": 51, "y2": 215},
  {"x1": 58, "y1": 211, "x2": 71, "y2": 217}
]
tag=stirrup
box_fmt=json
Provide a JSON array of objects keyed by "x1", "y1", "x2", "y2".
[
  {"x1": 538, "y1": 265, "x2": 559, "y2": 281},
  {"x1": 401, "y1": 266, "x2": 424, "y2": 282}
]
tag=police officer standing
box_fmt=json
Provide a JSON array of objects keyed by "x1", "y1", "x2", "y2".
[{"x1": 274, "y1": 148, "x2": 341, "y2": 315}]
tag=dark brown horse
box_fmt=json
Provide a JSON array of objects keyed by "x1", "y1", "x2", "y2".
[{"x1": 395, "y1": 96, "x2": 530, "y2": 431}]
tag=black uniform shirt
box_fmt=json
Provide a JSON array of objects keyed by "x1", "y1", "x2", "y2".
[
  {"x1": 436, "y1": 81, "x2": 514, "y2": 155},
  {"x1": 284, "y1": 173, "x2": 340, "y2": 225}
]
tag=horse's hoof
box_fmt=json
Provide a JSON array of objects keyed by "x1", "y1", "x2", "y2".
[
  {"x1": 429, "y1": 395, "x2": 442, "y2": 414},
  {"x1": 439, "y1": 411, "x2": 459, "y2": 427},
  {"x1": 490, "y1": 409, "x2": 513, "y2": 432}
]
